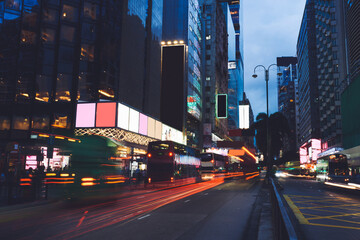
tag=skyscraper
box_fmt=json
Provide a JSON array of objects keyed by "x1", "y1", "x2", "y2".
[
  {"x1": 162, "y1": 0, "x2": 202, "y2": 148},
  {"x1": 277, "y1": 57, "x2": 298, "y2": 151},
  {"x1": 199, "y1": 0, "x2": 228, "y2": 148},
  {"x1": 0, "y1": 0, "x2": 163, "y2": 168}
]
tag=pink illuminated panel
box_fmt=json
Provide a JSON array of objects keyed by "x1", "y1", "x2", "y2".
[
  {"x1": 76, "y1": 103, "x2": 96, "y2": 127},
  {"x1": 96, "y1": 102, "x2": 116, "y2": 127},
  {"x1": 139, "y1": 113, "x2": 148, "y2": 135}
]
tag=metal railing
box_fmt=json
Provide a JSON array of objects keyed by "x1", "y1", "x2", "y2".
[{"x1": 270, "y1": 178, "x2": 298, "y2": 240}]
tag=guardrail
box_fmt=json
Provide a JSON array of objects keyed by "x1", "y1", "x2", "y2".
[{"x1": 270, "y1": 178, "x2": 298, "y2": 240}]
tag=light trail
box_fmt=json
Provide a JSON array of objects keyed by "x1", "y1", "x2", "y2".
[{"x1": 42, "y1": 179, "x2": 224, "y2": 240}]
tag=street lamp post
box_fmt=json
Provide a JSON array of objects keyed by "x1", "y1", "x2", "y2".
[{"x1": 252, "y1": 64, "x2": 280, "y2": 182}]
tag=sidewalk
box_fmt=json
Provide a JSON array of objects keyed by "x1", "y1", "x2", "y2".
[{"x1": 257, "y1": 182, "x2": 274, "y2": 240}]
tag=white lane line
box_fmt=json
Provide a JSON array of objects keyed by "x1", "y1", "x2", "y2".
[
  {"x1": 184, "y1": 200, "x2": 191, "y2": 203},
  {"x1": 138, "y1": 214, "x2": 151, "y2": 220},
  {"x1": 204, "y1": 193, "x2": 208, "y2": 195},
  {"x1": 137, "y1": 196, "x2": 145, "y2": 199}
]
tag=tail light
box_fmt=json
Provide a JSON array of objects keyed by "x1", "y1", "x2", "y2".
[
  {"x1": 147, "y1": 153, "x2": 152, "y2": 158},
  {"x1": 169, "y1": 152, "x2": 173, "y2": 157}
]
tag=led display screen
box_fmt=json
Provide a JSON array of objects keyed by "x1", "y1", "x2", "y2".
[
  {"x1": 139, "y1": 113, "x2": 148, "y2": 135},
  {"x1": 162, "y1": 124, "x2": 184, "y2": 144},
  {"x1": 75, "y1": 103, "x2": 96, "y2": 127},
  {"x1": 155, "y1": 120, "x2": 162, "y2": 140},
  {"x1": 129, "y1": 109, "x2": 139, "y2": 133},
  {"x1": 117, "y1": 103, "x2": 130, "y2": 130},
  {"x1": 147, "y1": 117, "x2": 156, "y2": 138},
  {"x1": 96, "y1": 102, "x2": 116, "y2": 127}
]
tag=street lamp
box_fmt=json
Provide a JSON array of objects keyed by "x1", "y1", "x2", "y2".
[{"x1": 252, "y1": 64, "x2": 282, "y2": 182}]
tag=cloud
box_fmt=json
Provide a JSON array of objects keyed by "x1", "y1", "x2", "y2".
[{"x1": 243, "y1": 0, "x2": 306, "y2": 118}]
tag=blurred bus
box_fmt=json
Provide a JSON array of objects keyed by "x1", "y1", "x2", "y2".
[
  {"x1": 316, "y1": 152, "x2": 349, "y2": 182},
  {"x1": 146, "y1": 141, "x2": 201, "y2": 183},
  {"x1": 200, "y1": 153, "x2": 228, "y2": 180}
]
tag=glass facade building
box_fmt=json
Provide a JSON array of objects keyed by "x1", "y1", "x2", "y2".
[
  {"x1": 162, "y1": 0, "x2": 202, "y2": 148},
  {"x1": 228, "y1": 1, "x2": 244, "y2": 129},
  {"x1": 0, "y1": 0, "x2": 163, "y2": 151}
]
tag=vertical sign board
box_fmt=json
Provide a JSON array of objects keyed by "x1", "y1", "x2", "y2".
[{"x1": 216, "y1": 94, "x2": 228, "y2": 118}]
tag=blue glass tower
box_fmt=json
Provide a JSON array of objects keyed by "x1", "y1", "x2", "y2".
[{"x1": 162, "y1": 0, "x2": 202, "y2": 147}]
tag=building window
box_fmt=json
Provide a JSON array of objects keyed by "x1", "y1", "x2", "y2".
[
  {"x1": 206, "y1": 77, "x2": 210, "y2": 81},
  {"x1": 0, "y1": 116, "x2": 10, "y2": 130},
  {"x1": 55, "y1": 74, "x2": 72, "y2": 102},
  {"x1": 80, "y1": 44, "x2": 94, "y2": 62},
  {"x1": 206, "y1": 45, "x2": 210, "y2": 50},
  {"x1": 35, "y1": 75, "x2": 52, "y2": 102},
  {"x1": 206, "y1": 35, "x2": 211, "y2": 40},
  {"x1": 13, "y1": 116, "x2": 30, "y2": 130},
  {"x1": 60, "y1": 25, "x2": 75, "y2": 42},
  {"x1": 43, "y1": 8, "x2": 58, "y2": 24},
  {"x1": 20, "y1": 30, "x2": 36, "y2": 45},
  {"x1": 206, "y1": 55, "x2": 210, "y2": 60},
  {"x1": 62, "y1": 4, "x2": 77, "y2": 22},
  {"x1": 32, "y1": 115, "x2": 50, "y2": 130},
  {"x1": 52, "y1": 114, "x2": 70, "y2": 129},
  {"x1": 84, "y1": 2, "x2": 97, "y2": 20},
  {"x1": 41, "y1": 28, "x2": 56, "y2": 44}
]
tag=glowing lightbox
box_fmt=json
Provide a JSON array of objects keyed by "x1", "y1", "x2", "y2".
[{"x1": 76, "y1": 103, "x2": 96, "y2": 127}]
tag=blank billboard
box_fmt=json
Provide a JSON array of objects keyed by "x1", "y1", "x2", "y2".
[
  {"x1": 239, "y1": 105, "x2": 250, "y2": 129},
  {"x1": 216, "y1": 94, "x2": 228, "y2": 118}
]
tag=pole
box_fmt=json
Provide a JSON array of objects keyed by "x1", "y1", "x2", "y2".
[{"x1": 265, "y1": 69, "x2": 271, "y2": 182}]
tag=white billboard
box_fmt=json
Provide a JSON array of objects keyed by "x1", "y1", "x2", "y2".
[{"x1": 239, "y1": 105, "x2": 250, "y2": 129}]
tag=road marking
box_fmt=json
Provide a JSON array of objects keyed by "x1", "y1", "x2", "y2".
[
  {"x1": 306, "y1": 212, "x2": 360, "y2": 221},
  {"x1": 299, "y1": 203, "x2": 360, "y2": 210},
  {"x1": 204, "y1": 193, "x2": 208, "y2": 195},
  {"x1": 283, "y1": 195, "x2": 309, "y2": 224},
  {"x1": 138, "y1": 214, "x2": 151, "y2": 220},
  {"x1": 137, "y1": 196, "x2": 145, "y2": 199},
  {"x1": 305, "y1": 222, "x2": 360, "y2": 230},
  {"x1": 184, "y1": 200, "x2": 190, "y2": 203}
]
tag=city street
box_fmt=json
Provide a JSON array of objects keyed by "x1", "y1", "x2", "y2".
[
  {"x1": 278, "y1": 176, "x2": 360, "y2": 240},
  {"x1": 0, "y1": 176, "x2": 262, "y2": 240}
]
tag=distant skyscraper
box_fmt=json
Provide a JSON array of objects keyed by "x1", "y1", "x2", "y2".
[
  {"x1": 277, "y1": 57, "x2": 298, "y2": 152},
  {"x1": 162, "y1": 0, "x2": 202, "y2": 148},
  {"x1": 228, "y1": 1, "x2": 245, "y2": 129}
]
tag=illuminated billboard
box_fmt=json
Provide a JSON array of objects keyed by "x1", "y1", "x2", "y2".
[
  {"x1": 239, "y1": 105, "x2": 250, "y2": 129},
  {"x1": 117, "y1": 103, "x2": 130, "y2": 130},
  {"x1": 96, "y1": 102, "x2": 116, "y2": 127},
  {"x1": 75, "y1": 103, "x2": 96, "y2": 127},
  {"x1": 75, "y1": 102, "x2": 186, "y2": 144}
]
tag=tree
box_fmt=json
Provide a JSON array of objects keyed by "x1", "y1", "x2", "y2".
[{"x1": 251, "y1": 112, "x2": 290, "y2": 167}]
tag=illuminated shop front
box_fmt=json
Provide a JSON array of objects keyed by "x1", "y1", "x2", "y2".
[
  {"x1": 299, "y1": 139, "x2": 322, "y2": 173},
  {"x1": 75, "y1": 102, "x2": 186, "y2": 176}
]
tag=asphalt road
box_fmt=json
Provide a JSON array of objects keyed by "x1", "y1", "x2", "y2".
[
  {"x1": 278, "y1": 176, "x2": 360, "y2": 240},
  {"x1": 0, "y1": 175, "x2": 262, "y2": 240}
]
